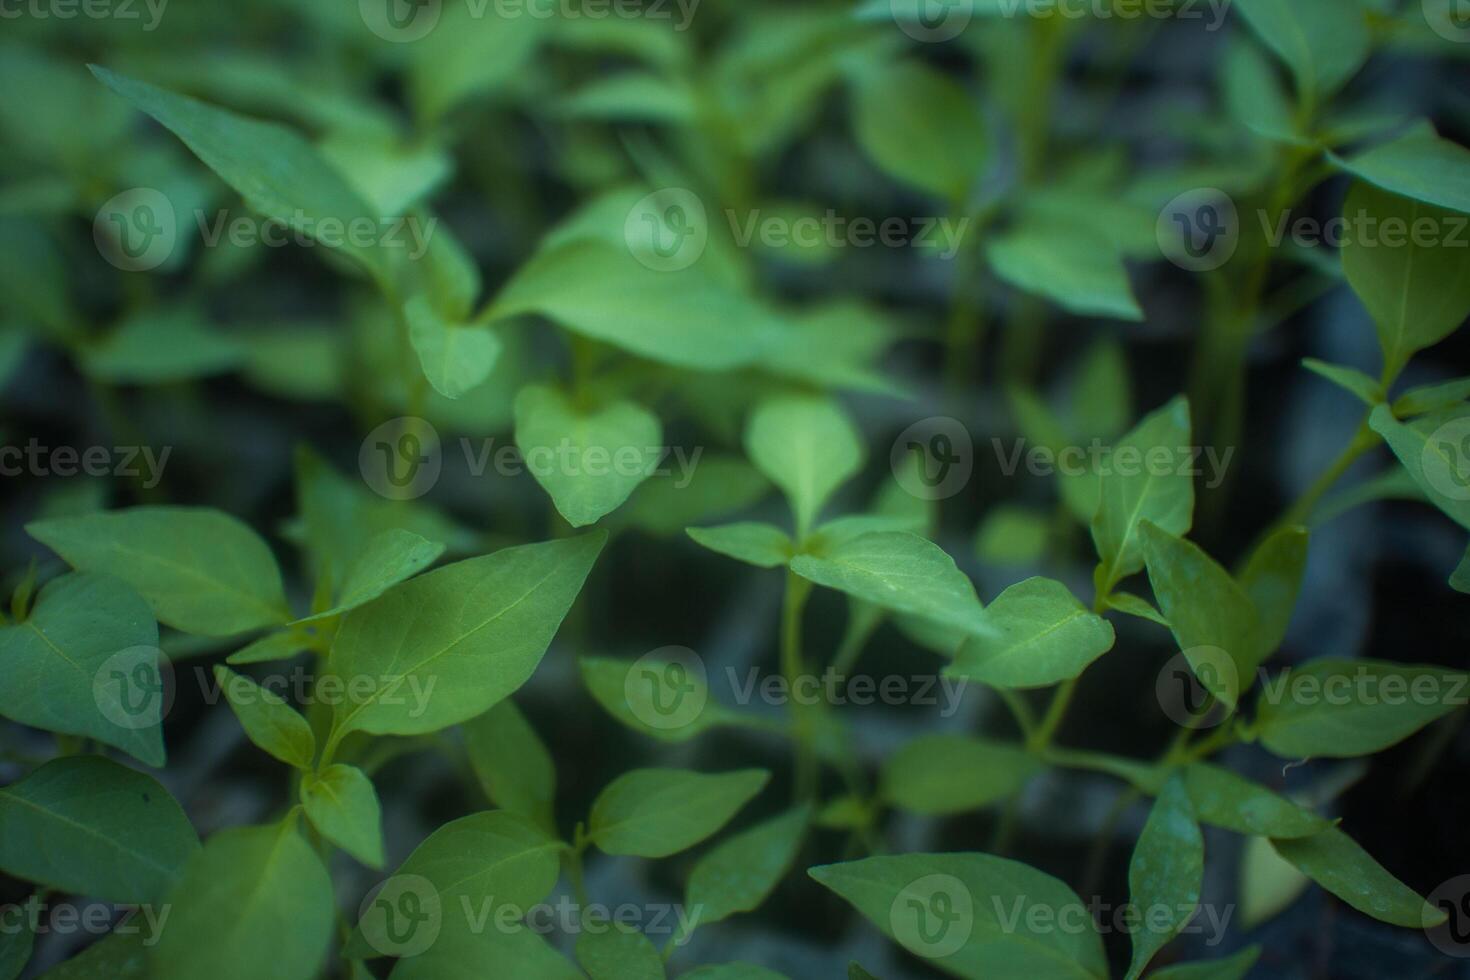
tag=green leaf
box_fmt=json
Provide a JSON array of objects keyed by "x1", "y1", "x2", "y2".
[
  {"x1": 0, "y1": 573, "x2": 164, "y2": 766},
  {"x1": 28, "y1": 507, "x2": 290, "y2": 636},
  {"x1": 1331, "y1": 123, "x2": 1470, "y2": 215},
  {"x1": 618, "y1": 455, "x2": 769, "y2": 537},
  {"x1": 515, "y1": 385, "x2": 664, "y2": 528},
  {"x1": 1223, "y1": 38, "x2": 1303, "y2": 145},
  {"x1": 464, "y1": 700, "x2": 557, "y2": 834},
  {"x1": 82, "y1": 306, "x2": 244, "y2": 384},
  {"x1": 1237, "y1": 525, "x2": 1309, "y2": 658},
  {"x1": 1126, "y1": 779, "x2": 1203, "y2": 979},
  {"x1": 392, "y1": 924, "x2": 582, "y2": 980},
  {"x1": 149, "y1": 820, "x2": 334, "y2": 980},
  {"x1": 1181, "y1": 764, "x2": 1326, "y2": 838},
  {"x1": 89, "y1": 67, "x2": 391, "y2": 285},
  {"x1": 809, "y1": 853, "x2": 1108, "y2": 979},
  {"x1": 297, "y1": 529, "x2": 444, "y2": 623},
  {"x1": 950, "y1": 578, "x2": 1115, "y2": 689},
  {"x1": 686, "y1": 806, "x2": 810, "y2": 928},
  {"x1": 407, "y1": 296, "x2": 502, "y2": 399},
  {"x1": 878, "y1": 735, "x2": 1041, "y2": 815},
  {"x1": 680, "y1": 966, "x2": 788, "y2": 980},
  {"x1": 558, "y1": 72, "x2": 696, "y2": 124},
  {"x1": 987, "y1": 222, "x2": 1143, "y2": 322},
  {"x1": 408, "y1": 2, "x2": 547, "y2": 122},
  {"x1": 589, "y1": 769, "x2": 769, "y2": 858},
  {"x1": 1240, "y1": 836, "x2": 1310, "y2": 928},
  {"x1": 326, "y1": 532, "x2": 604, "y2": 742},
  {"x1": 1148, "y1": 946, "x2": 1261, "y2": 980},
  {"x1": 1091, "y1": 396, "x2": 1195, "y2": 596},
  {"x1": 974, "y1": 505, "x2": 1051, "y2": 565},
  {"x1": 1369, "y1": 404, "x2": 1470, "y2": 530},
  {"x1": 214, "y1": 665, "x2": 315, "y2": 769},
  {"x1": 1231, "y1": 0, "x2": 1369, "y2": 104},
  {"x1": 37, "y1": 930, "x2": 150, "y2": 979},
  {"x1": 848, "y1": 965, "x2": 880, "y2": 980},
  {"x1": 1301, "y1": 358, "x2": 1383, "y2": 406},
  {"x1": 686, "y1": 523, "x2": 793, "y2": 568},
  {"x1": 1103, "y1": 591, "x2": 1169, "y2": 627},
  {"x1": 0, "y1": 756, "x2": 196, "y2": 903},
  {"x1": 579, "y1": 655, "x2": 736, "y2": 743},
  {"x1": 301, "y1": 764, "x2": 385, "y2": 869},
  {"x1": 1253, "y1": 659, "x2": 1466, "y2": 758},
  {"x1": 575, "y1": 923, "x2": 666, "y2": 980},
  {"x1": 744, "y1": 395, "x2": 864, "y2": 534},
  {"x1": 792, "y1": 532, "x2": 988, "y2": 635},
  {"x1": 1341, "y1": 182, "x2": 1470, "y2": 379},
  {"x1": 1271, "y1": 827, "x2": 1443, "y2": 927},
  {"x1": 1393, "y1": 377, "x2": 1470, "y2": 417},
  {"x1": 850, "y1": 60, "x2": 986, "y2": 202},
  {"x1": 227, "y1": 629, "x2": 310, "y2": 666}
]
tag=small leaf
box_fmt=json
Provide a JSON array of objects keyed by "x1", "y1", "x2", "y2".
[
  {"x1": 744, "y1": 395, "x2": 864, "y2": 534},
  {"x1": 0, "y1": 756, "x2": 196, "y2": 903},
  {"x1": 1181, "y1": 764, "x2": 1326, "y2": 839},
  {"x1": 301, "y1": 764, "x2": 384, "y2": 868},
  {"x1": 1301, "y1": 358, "x2": 1383, "y2": 406},
  {"x1": 1148, "y1": 946, "x2": 1261, "y2": 980},
  {"x1": 1369, "y1": 404, "x2": 1470, "y2": 530},
  {"x1": 987, "y1": 221, "x2": 1143, "y2": 322},
  {"x1": 951, "y1": 577, "x2": 1115, "y2": 689},
  {"x1": 578, "y1": 655, "x2": 735, "y2": 743},
  {"x1": 407, "y1": 296, "x2": 502, "y2": 399},
  {"x1": 297, "y1": 528, "x2": 444, "y2": 623},
  {"x1": 1231, "y1": 0, "x2": 1369, "y2": 104},
  {"x1": 850, "y1": 60, "x2": 986, "y2": 203},
  {"x1": 1393, "y1": 376, "x2": 1470, "y2": 417},
  {"x1": 589, "y1": 769, "x2": 769, "y2": 858},
  {"x1": 83, "y1": 306, "x2": 244, "y2": 384},
  {"x1": 464, "y1": 700, "x2": 557, "y2": 834},
  {"x1": 686, "y1": 523, "x2": 793, "y2": 568},
  {"x1": 214, "y1": 665, "x2": 315, "y2": 769},
  {"x1": 1236, "y1": 525, "x2": 1309, "y2": 658},
  {"x1": 1331, "y1": 123, "x2": 1470, "y2": 216},
  {"x1": 227, "y1": 629, "x2": 310, "y2": 666},
  {"x1": 879, "y1": 735, "x2": 1040, "y2": 815},
  {"x1": 1271, "y1": 827, "x2": 1443, "y2": 927},
  {"x1": 1126, "y1": 778, "x2": 1203, "y2": 979},
  {"x1": 686, "y1": 806, "x2": 810, "y2": 928},
  {"x1": 575, "y1": 923, "x2": 666, "y2": 980},
  {"x1": 1223, "y1": 38, "x2": 1302, "y2": 144}
]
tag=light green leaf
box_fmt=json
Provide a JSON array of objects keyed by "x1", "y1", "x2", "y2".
[
  {"x1": 150, "y1": 821, "x2": 333, "y2": 980},
  {"x1": 515, "y1": 385, "x2": 664, "y2": 528},
  {"x1": 1369, "y1": 404, "x2": 1470, "y2": 530},
  {"x1": 1301, "y1": 359, "x2": 1383, "y2": 406},
  {"x1": 790, "y1": 532, "x2": 989, "y2": 636},
  {"x1": 1103, "y1": 591, "x2": 1168, "y2": 627},
  {"x1": 0, "y1": 573, "x2": 164, "y2": 766},
  {"x1": 407, "y1": 296, "x2": 502, "y2": 399},
  {"x1": 1181, "y1": 764, "x2": 1326, "y2": 838},
  {"x1": 1149, "y1": 946, "x2": 1261, "y2": 980},
  {"x1": 1237, "y1": 525, "x2": 1309, "y2": 658},
  {"x1": 879, "y1": 735, "x2": 1040, "y2": 815},
  {"x1": 83, "y1": 306, "x2": 244, "y2": 384},
  {"x1": 326, "y1": 532, "x2": 605, "y2": 742},
  {"x1": 301, "y1": 764, "x2": 385, "y2": 869},
  {"x1": 0, "y1": 756, "x2": 196, "y2": 903},
  {"x1": 744, "y1": 395, "x2": 864, "y2": 534},
  {"x1": 1069, "y1": 337, "x2": 1134, "y2": 442},
  {"x1": 686, "y1": 523, "x2": 793, "y2": 569},
  {"x1": 810, "y1": 853, "x2": 1108, "y2": 980},
  {"x1": 1331, "y1": 123, "x2": 1470, "y2": 215},
  {"x1": 850, "y1": 60, "x2": 986, "y2": 202},
  {"x1": 579, "y1": 655, "x2": 738, "y2": 743},
  {"x1": 575, "y1": 923, "x2": 666, "y2": 980},
  {"x1": 408, "y1": 2, "x2": 547, "y2": 122},
  {"x1": 1126, "y1": 779, "x2": 1203, "y2": 980},
  {"x1": 589, "y1": 769, "x2": 769, "y2": 858},
  {"x1": 1271, "y1": 827, "x2": 1443, "y2": 927},
  {"x1": 298, "y1": 528, "x2": 444, "y2": 623},
  {"x1": 214, "y1": 665, "x2": 315, "y2": 770},
  {"x1": 28, "y1": 507, "x2": 290, "y2": 636},
  {"x1": 1231, "y1": 0, "x2": 1370, "y2": 104},
  {"x1": 974, "y1": 505, "x2": 1051, "y2": 565},
  {"x1": 464, "y1": 700, "x2": 557, "y2": 834},
  {"x1": 951, "y1": 578, "x2": 1115, "y2": 689},
  {"x1": 686, "y1": 806, "x2": 810, "y2": 928},
  {"x1": 1240, "y1": 835, "x2": 1310, "y2": 928},
  {"x1": 987, "y1": 222, "x2": 1143, "y2": 322},
  {"x1": 1392, "y1": 377, "x2": 1470, "y2": 417}
]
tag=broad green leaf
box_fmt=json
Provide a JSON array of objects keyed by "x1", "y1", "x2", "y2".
[
  {"x1": 407, "y1": 297, "x2": 502, "y2": 399},
  {"x1": 297, "y1": 529, "x2": 444, "y2": 623},
  {"x1": 987, "y1": 222, "x2": 1143, "y2": 322},
  {"x1": 1301, "y1": 359, "x2": 1383, "y2": 406},
  {"x1": 82, "y1": 306, "x2": 244, "y2": 384},
  {"x1": 28, "y1": 507, "x2": 290, "y2": 636},
  {"x1": 1091, "y1": 396, "x2": 1195, "y2": 596},
  {"x1": 618, "y1": 455, "x2": 770, "y2": 537},
  {"x1": 1331, "y1": 124, "x2": 1470, "y2": 215},
  {"x1": 790, "y1": 532, "x2": 989, "y2": 635},
  {"x1": 1126, "y1": 779, "x2": 1203, "y2": 980},
  {"x1": 686, "y1": 806, "x2": 810, "y2": 928},
  {"x1": 0, "y1": 756, "x2": 196, "y2": 903},
  {"x1": 681, "y1": 967, "x2": 789, "y2": 980},
  {"x1": 1341, "y1": 182, "x2": 1470, "y2": 379},
  {"x1": 90, "y1": 67, "x2": 391, "y2": 285},
  {"x1": 150, "y1": 821, "x2": 334, "y2": 980},
  {"x1": 326, "y1": 532, "x2": 605, "y2": 741},
  {"x1": 1271, "y1": 827, "x2": 1443, "y2": 927},
  {"x1": 1140, "y1": 523, "x2": 1260, "y2": 710},
  {"x1": 1369, "y1": 404, "x2": 1470, "y2": 530},
  {"x1": 950, "y1": 578, "x2": 1115, "y2": 689},
  {"x1": 515, "y1": 385, "x2": 664, "y2": 528},
  {"x1": 1393, "y1": 376, "x2": 1470, "y2": 417},
  {"x1": 0, "y1": 573, "x2": 164, "y2": 766},
  {"x1": 1253, "y1": 659, "x2": 1466, "y2": 758},
  {"x1": 1231, "y1": 0, "x2": 1370, "y2": 104},
  {"x1": 850, "y1": 60, "x2": 986, "y2": 202},
  {"x1": 579, "y1": 655, "x2": 738, "y2": 743},
  {"x1": 392, "y1": 924, "x2": 582, "y2": 980},
  {"x1": 589, "y1": 769, "x2": 769, "y2": 858},
  {"x1": 301, "y1": 764, "x2": 384, "y2": 869},
  {"x1": 1237, "y1": 525, "x2": 1309, "y2": 658},
  {"x1": 686, "y1": 523, "x2": 793, "y2": 568},
  {"x1": 810, "y1": 853, "x2": 1108, "y2": 980},
  {"x1": 214, "y1": 665, "x2": 315, "y2": 769},
  {"x1": 1223, "y1": 38, "x2": 1302, "y2": 144},
  {"x1": 744, "y1": 395, "x2": 864, "y2": 534},
  {"x1": 1181, "y1": 764, "x2": 1326, "y2": 839},
  {"x1": 1149, "y1": 946, "x2": 1261, "y2": 980},
  {"x1": 879, "y1": 735, "x2": 1040, "y2": 815},
  {"x1": 575, "y1": 924, "x2": 666, "y2": 980},
  {"x1": 464, "y1": 700, "x2": 557, "y2": 833}
]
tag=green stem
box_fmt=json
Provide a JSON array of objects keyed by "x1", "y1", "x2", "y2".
[
  {"x1": 1029, "y1": 678, "x2": 1077, "y2": 753},
  {"x1": 1277, "y1": 419, "x2": 1380, "y2": 529},
  {"x1": 782, "y1": 571, "x2": 817, "y2": 801}
]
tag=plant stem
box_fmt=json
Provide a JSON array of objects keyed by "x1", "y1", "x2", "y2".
[
  {"x1": 782, "y1": 570, "x2": 817, "y2": 801},
  {"x1": 1278, "y1": 420, "x2": 1380, "y2": 529},
  {"x1": 1029, "y1": 678, "x2": 1077, "y2": 753}
]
